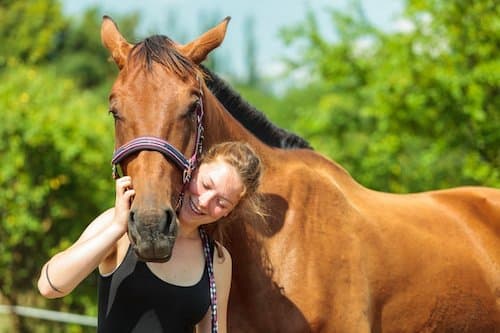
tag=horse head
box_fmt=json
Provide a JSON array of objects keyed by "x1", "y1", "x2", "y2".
[{"x1": 100, "y1": 16, "x2": 230, "y2": 262}]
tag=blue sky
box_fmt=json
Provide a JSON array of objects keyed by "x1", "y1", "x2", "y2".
[{"x1": 63, "y1": 0, "x2": 403, "y2": 79}]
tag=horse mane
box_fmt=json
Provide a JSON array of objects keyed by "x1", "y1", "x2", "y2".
[
  {"x1": 130, "y1": 35, "x2": 311, "y2": 150},
  {"x1": 201, "y1": 66, "x2": 312, "y2": 150},
  {"x1": 130, "y1": 35, "x2": 200, "y2": 79}
]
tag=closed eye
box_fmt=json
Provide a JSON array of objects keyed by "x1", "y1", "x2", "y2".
[{"x1": 217, "y1": 199, "x2": 229, "y2": 209}]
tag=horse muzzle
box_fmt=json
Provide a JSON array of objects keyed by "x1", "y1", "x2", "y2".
[{"x1": 127, "y1": 207, "x2": 178, "y2": 262}]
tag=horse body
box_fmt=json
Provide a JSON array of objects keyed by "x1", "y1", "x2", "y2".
[
  {"x1": 101, "y1": 16, "x2": 500, "y2": 332},
  {"x1": 227, "y1": 146, "x2": 500, "y2": 331}
]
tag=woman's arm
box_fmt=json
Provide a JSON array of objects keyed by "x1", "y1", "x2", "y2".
[
  {"x1": 37, "y1": 177, "x2": 135, "y2": 298},
  {"x1": 197, "y1": 244, "x2": 232, "y2": 333}
]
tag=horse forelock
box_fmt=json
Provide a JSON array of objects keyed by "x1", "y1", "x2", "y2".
[{"x1": 129, "y1": 35, "x2": 202, "y2": 80}]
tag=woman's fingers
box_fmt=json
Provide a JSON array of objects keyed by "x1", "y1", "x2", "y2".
[
  {"x1": 113, "y1": 177, "x2": 134, "y2": 231},
  {"x1": 123, "y1": 188, "x2": 136, "y2": 206},
  {"x1": 115, "y1": 176, "x2": 132, "y2": 194},
  {"x1": 115, "y1": 176, "x2": 135, "y2": 208}
]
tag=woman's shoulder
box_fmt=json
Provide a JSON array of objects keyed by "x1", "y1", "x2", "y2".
[
  {"x1": 213, "y1": 241, "x2": 232, "y2": 269},
  {"x1": 212, "y1": 242, "x2": 232, "y2": 305}
]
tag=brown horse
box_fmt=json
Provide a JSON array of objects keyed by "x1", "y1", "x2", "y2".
[{"x1": 101, "y1": 16, "x2": 500, "y2": 332}]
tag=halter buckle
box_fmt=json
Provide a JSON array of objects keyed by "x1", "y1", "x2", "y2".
[{"x1": 183, "y1": 166, "x2": 193, "y2": 184}]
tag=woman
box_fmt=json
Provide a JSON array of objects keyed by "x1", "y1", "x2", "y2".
[{"x1": 38, "y1": 141, "x2": 264, "y2": 333}]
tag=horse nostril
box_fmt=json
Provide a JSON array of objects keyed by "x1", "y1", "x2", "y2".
[
  {"x1": 129, "y1": 210, "x2": 135, "y2": 224},
  {"x1": 161, "y1": 209, "x2": 175, "y2": 235}
]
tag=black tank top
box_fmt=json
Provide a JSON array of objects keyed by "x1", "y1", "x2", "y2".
[{"x1": 97, "y1": 243, "x2": 212, "y2": 333}]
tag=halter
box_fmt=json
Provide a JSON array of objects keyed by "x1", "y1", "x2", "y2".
[
  {"x1": 109, "y1": 78, "x2": 219, "y2": 332},
  {"x1": 111, "y1": 81, "x2": 205, "y2": 209}
]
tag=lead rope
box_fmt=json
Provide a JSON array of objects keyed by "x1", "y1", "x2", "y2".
[{"x1": 199, "y1": 228, "x2": 218, "y2": 333}]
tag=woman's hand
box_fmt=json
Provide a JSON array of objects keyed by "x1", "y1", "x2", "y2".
[{"x1": 113, "y1": 176, "x2": 135, "y2": 232}]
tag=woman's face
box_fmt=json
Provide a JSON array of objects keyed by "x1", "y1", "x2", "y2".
[{"x1": 179, "y1": 159, "x2": 244, "y2": 226}]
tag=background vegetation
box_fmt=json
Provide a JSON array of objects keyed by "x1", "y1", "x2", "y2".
[{"x1": 0, "y1": 0, "x2": 498, "y2": 331}]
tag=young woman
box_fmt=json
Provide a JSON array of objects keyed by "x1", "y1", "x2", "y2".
[{"x1": 38, "y1": 141, "x2": 264, "y2": 333}]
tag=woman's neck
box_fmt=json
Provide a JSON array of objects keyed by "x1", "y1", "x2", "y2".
[{"x1": 177, "y1": 223, "x2": 200, "y2": 240}]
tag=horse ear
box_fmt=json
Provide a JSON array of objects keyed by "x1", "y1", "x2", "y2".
[
  {"x1": 179, "y1": 17, "x2": 231, "y2": 64},
  {"x1": 101, "y1": 15, "x2": 133, "y2": 70}
]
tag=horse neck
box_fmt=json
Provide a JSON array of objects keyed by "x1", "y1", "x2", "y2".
[{"x1": 202, "y1": 91, "x2": 264, "y2": 149}]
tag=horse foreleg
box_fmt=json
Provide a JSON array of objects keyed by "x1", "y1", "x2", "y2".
[
  {"x1": 327, "y1": 269, "x2": 374, "y2": 332},
  {"x1": 318, "y1": 233, "x2": 375, "y2": 333}
]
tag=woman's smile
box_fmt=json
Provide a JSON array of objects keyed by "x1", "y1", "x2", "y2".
[
  {"x1": 179, "y1": 159, "x2": 245, "y2": 226},
  {"x1": 189, "y1": 197, "x2": 205, "y2": 216}
]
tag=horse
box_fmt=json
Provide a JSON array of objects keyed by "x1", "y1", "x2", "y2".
[{"x1": 100, "y1": 16, "x2": 500, "y2": 332}]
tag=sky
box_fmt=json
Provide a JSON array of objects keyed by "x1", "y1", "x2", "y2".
[{"x1": 62, "y1": 0, "x2": 403, "y2": 79}]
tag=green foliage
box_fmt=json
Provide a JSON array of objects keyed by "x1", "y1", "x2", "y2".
[
  {"x1": 278, "y1": 0, "x2": 499, "y2": 192},
  {"x1": 0, "y1": 64, "x2": 113, "y2": 330},
  {"x1": 0, "y1": 0, "x2": 65, "y2": 67},
  {"x1": 0, "y1": 0, "x2": 64, "y2": 68},
  {"x1": 0, "y1": 0, "x2": 139, "y2": 89},
  {"x1": 53, "y1": 7, "x2": 139, "y2": 88}
]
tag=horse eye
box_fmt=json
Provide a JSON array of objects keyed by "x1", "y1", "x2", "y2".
[
  {"x1": 184, "y1": 99, "x2": 200, "y2": 118},
  {"x1": 108, "y1": 108, "x2": 121, "y2": 120}
]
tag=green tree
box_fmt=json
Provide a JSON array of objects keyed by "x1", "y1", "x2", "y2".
[
  {"x1": 0, "y1": 64, "x2": 112, "y2": 332},
  {"x1": 244, "y1": 16, "x2": 259, "y2": 86},
  {"x1": 0, "y1": 0, "x2": 138, "y2": 88},
  {"x1": 279, "y1": 0, "x2": 499, "y2": 192},
  {"x1": 0, "y1": 0, "x2": 65, "y2": 67},
  {"x1": 53, "y1": 7, "x2": 139, "y2": 88}
]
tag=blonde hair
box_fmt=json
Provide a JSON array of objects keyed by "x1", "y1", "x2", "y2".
[{"x1": 199, "y1": 141, "x2": 266, "y2": 253}]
